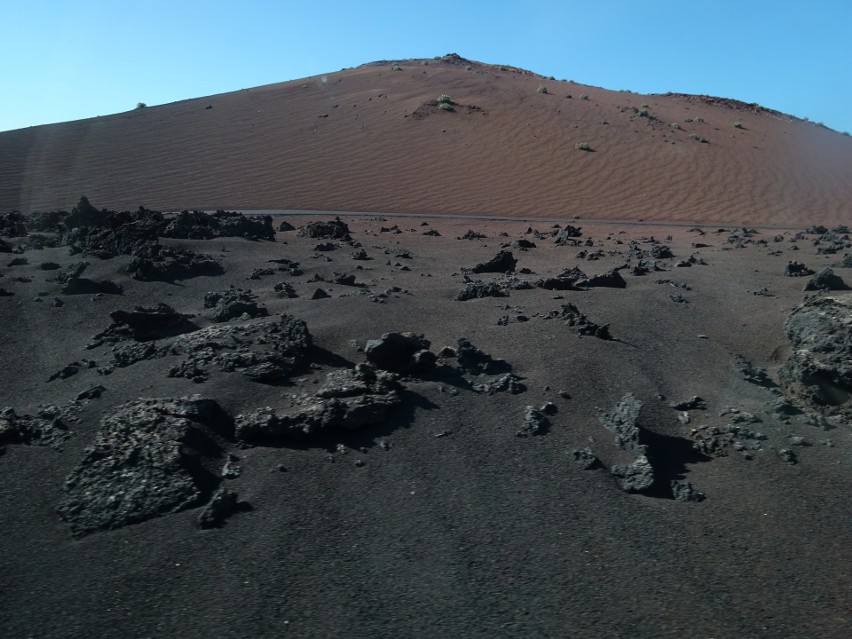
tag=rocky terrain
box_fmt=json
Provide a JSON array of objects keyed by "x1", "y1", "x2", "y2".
[{"x1": 0, "y1": 201, "x2": 850, "y2": 637}]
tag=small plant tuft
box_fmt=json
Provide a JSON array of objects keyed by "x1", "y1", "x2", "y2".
[
  {"x1": 439, "y1": 102, "x2": 454, "y2": 112},
  {"x1": 537, "y1": 85, "x2": 549, "y2": 94},
  {"x1": 670, "y1": 123, "x2": 681, "y2": 130},
  {"x1": 575, "y1": 142, "x2": 592, "y2": 151},
  {"x1": 579, "y1": 94, "x2": 589, "y2": 100},
  {"x1": 437, "y1": 94, "x2": 451, "y2": 104},
  {"x1": 135, "y1": 102, "x2": 147, "y2": 109},
  {"x1": 696, "y1": 116, "x2": 704, "y2": 123},
  {"x1": 733, "y1": 121, "x2": 744, "y2": 129},
  {"x1": 391, "y1": 64, "x2": 402, "y2": 71}
]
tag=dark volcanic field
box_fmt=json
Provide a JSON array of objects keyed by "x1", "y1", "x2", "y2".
[{"x1": 1, "y1": 208, "x2": 851, "y2": 638}]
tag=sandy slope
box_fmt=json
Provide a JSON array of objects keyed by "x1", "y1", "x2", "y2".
[
  {"x1": 1, "y1": 213, "x2": 850, "y2": 638},
  {"x1": 1, "y1": 54, "x2": 850, "y2": 224}
]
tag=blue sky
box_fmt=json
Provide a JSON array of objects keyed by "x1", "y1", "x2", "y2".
[{"x1": 2, "y1": 1, "x2": 850, "y2": 133}]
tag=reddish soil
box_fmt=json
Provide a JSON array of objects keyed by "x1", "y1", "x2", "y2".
[{"x1": 1, "y1": 54, "x2": 850, "y2": 225}]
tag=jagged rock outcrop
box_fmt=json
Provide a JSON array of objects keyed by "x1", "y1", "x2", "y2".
[
  {"x1": 0, "y1": 406, "x2": 74, "y2": 448},
  {"x1": 90, "y1": 303, "x2": 197, "y2": 345},
  {"x1": 60, "y1": 197, "x2": 161, "y2": 258},
  {"x1": 456, "y1": 279, "x2": 509, "y2": 301},
  {"x1": 297, "y1": 217, "x2": 351, "y2": 240},
  {"x1": 127, "y1": 244, "x2": 222, "y2": 281},
  {"x1": 90, "y1": 308, "x2": 311, "y2": 385},
  {"x1": 57, "y1": 259, "x2": 122, "y2": 295},
  {"x1": 559, "y1": 303, "x2": 612, "y2": 339},
  {"x1": 204, "y1": 289, "x2": 269, "y2": 322},
  {"x1": 0, "y1": 211, "x2": 28, "y2": 237},
  {"x1": 165, "y1": 314, "x2": 312, "y2": 383},
  {"x1": 599, "y1": 394, "x2": 655, "y2": 493},
  {"x1": 600, "y1": 394, "x2": 645, "y2": 454},
  {"x1": 650, "y1": 244, "x2": 674, "y2": 259},
  {"x1": 537, "y1": 266, "x2": 587, "y2": 290},
  {"x1": 160, "y1": 210, "x2": 274, "y2": 240},
  {"x1": 235, "y1": 365, "x2": 401, "y2": 443},
  {"x1": 57, "y1": 396, "x2": 234, "y2": 537}
]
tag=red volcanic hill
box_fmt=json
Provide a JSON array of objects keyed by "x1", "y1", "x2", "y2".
[{"x1": 1, "y1": 53, "x2": 850, "y2": 225}]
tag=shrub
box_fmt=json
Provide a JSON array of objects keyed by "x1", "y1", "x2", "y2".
[
  {"x1": 579, "y1": 94, "x2": 589, "y2": 100},
  {"x1": 670, "y1": 123, "x2": 680, "y2": 130},
  {"x1": 537, "y1": 85, "x2": 548, "y2": 94},
  {"x1": 135, "y1": 102, "x2": 147, "y2": 109},
  {"x1": 733, "y1": 121, "x2": 744, "y2": 129},
  {"x1": 575, "y1": 142, "x2": 591, "y2": 151},
  {"x1": 439, "y1": 103, "x2": 454, "y2": 112},
  {"x1": 689, "y1": 134, "x2": 708, "y2": 143},
  {"x1": 465, "y1": 65, "x2": 472, "y2": 71},
  {"x1": 696, "y1": 116, "x2": 704, "y2": 123},
  {"x1": 391, "y1": 64, "x2": 402, "y2": 71},
  {"x1": 640, "y1": 103, "x2": 649, "y2": 109},
  {"x1": 437, "y1": 94, "x2": 451, "y2": 104}
]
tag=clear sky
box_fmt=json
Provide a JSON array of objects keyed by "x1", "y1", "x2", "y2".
[{"x1": 2, "y1": 0, "x2": 850, "y2": 133}]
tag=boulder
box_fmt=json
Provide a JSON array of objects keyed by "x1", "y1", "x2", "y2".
[
  {"x1": 779, "y1": 296, "x2": 852, "y2": 415},
  {"x1": 784, "y1": 261, "x2": 814, "y2": 277},
  {"x1": 103, "y1": 303, "x2": 197, "y2": 342},
  {"x1": 611, "y1": 456, "x2": 655, "y2": 493},
  {"x1": 650, "y1": 245, "x2": 674, "y2": 259},
  {"x1": 456, "y1": 338, "x2": 511, "y2": 375},
  {"x1": 553, "y1": 225, "x2": 583, "y2": 244},
  {"x1": 516, "y1": 406, "x2": 548, "y2": 437},
  {"x1": 197, "y1": 488, "x2": 241, "y2": 528},
  {"x1": 471, "y1": 250, "x2": 517, "y2": 274},
  {"x1": 803, "y1": 268, "x2": 849, "y2": 291},
  {"x1": 365, "y1": 332, "x2": 434, "y2": 374},
  {"x1": 577, "y1": 268, "x2": 627, "y2": 288}
]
